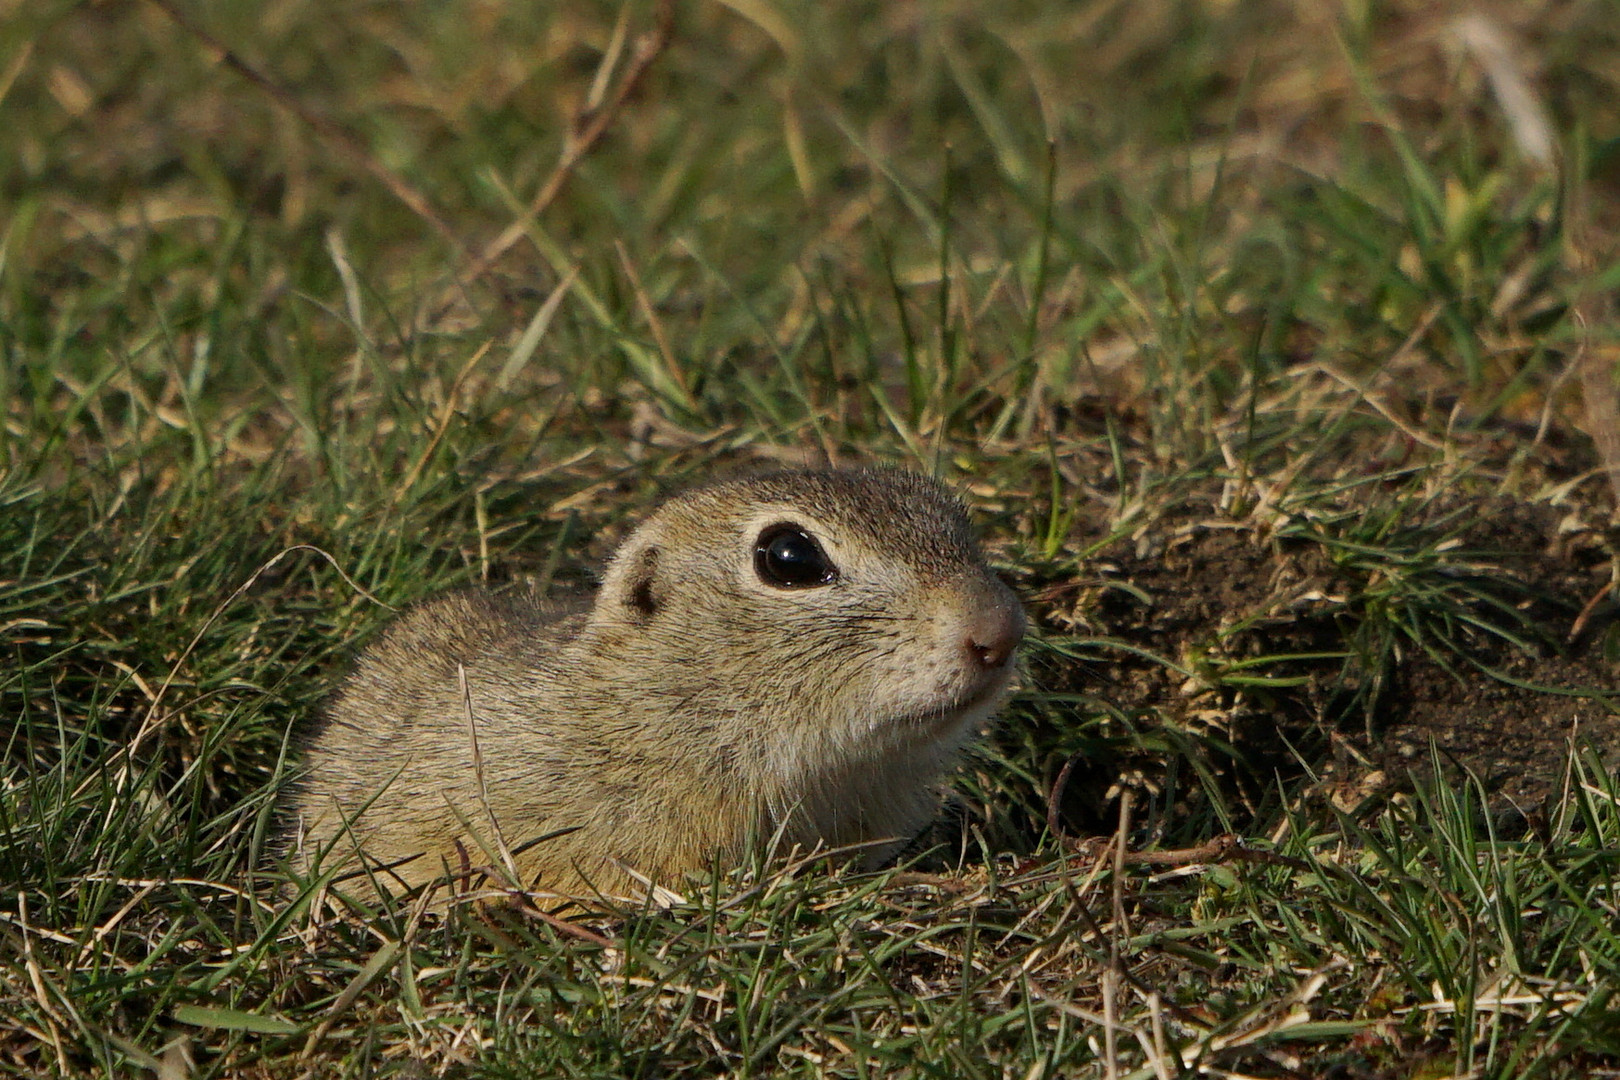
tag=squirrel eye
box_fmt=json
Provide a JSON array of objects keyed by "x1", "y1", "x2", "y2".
[{"x1": 754, "y1": 524, "x2": 838, "y2": 588}]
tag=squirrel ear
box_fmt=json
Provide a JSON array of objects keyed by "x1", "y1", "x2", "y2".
[{"x1": 624, "y1": 545, "x2": 662, "y2": 621}]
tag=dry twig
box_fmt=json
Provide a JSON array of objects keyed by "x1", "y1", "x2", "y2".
[
  {"x1": 142, "y1": 0, "x2": 467, "y2": 255},
  {"x1": 1048, "y1": 756, "x2": 1312, "y2": 873},
  {"x1": 456, "y1": 0, "x2": 677, "y2": 290},
  {"x1": 510, "y1": 899, "x2": 618, "y2": 949}
]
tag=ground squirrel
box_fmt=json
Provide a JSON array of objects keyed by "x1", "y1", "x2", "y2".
[{"x1": 285, "y1": 468, "x2": 1025, "y2": 903}]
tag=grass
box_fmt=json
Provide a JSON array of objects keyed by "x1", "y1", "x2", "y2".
[{"x1": 5, "y1": 0, "x2": 1620, "y2": 1075}]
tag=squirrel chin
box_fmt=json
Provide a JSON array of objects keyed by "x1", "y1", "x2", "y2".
[{"x1": 888, "y1": 669, "x2": 1018, "y2": 743}]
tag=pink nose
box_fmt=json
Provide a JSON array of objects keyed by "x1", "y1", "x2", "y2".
[{"x1": 964, "y1": 586, "x2": 1025, "y2": 669}]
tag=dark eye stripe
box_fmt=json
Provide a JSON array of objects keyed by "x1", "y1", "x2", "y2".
[{"x1": 754, "y1": 523, "x2": 838, "y2": 588}]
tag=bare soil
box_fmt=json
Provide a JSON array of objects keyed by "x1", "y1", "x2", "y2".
[{"x1": 1031, "y1": 485, "x2": 1620, "y2": 836}]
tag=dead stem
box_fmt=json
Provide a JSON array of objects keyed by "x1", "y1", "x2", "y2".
[
  {"x1": 142, "y1": 0, "x2": 468, "y2": 257},
  {"x1": 452, "y1": 0, "x2": 676, "y2": 294}
]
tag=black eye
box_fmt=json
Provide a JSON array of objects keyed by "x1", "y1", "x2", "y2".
[{"x1": 754, "y1": 524, "x2": 838, "y2": 588}]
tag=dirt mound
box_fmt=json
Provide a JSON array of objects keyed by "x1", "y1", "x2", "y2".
[{"x1": 1031, "y1": 492, "x2": 1620, "y2": 833}]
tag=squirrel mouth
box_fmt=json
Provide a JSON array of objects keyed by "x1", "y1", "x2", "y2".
[{"x1": 900, "y1": 668, "x2": 1014, "y2": 732}]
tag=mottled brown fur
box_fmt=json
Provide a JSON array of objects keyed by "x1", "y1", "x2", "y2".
[{"x1": 284, "y1": 468, "x2": 1024, "y2": 902}]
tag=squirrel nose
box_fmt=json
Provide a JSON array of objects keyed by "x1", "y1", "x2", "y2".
[{"x1": 964, "y1": 587, "x2": 1025, "y2": 670}]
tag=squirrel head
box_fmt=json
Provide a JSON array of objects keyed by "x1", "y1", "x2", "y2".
[{"x1": 588, "y1": 468, "x2": 1025, "y2": 765}]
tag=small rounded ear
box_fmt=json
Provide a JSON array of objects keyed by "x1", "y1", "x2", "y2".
[{"x1": 623, "y1": 545, "x2": 662, "y2": 621}]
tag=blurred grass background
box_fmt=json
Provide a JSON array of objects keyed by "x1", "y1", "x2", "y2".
[{"x1": 6, "y1": 0, "x2": 1620, "y2": 1076}]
